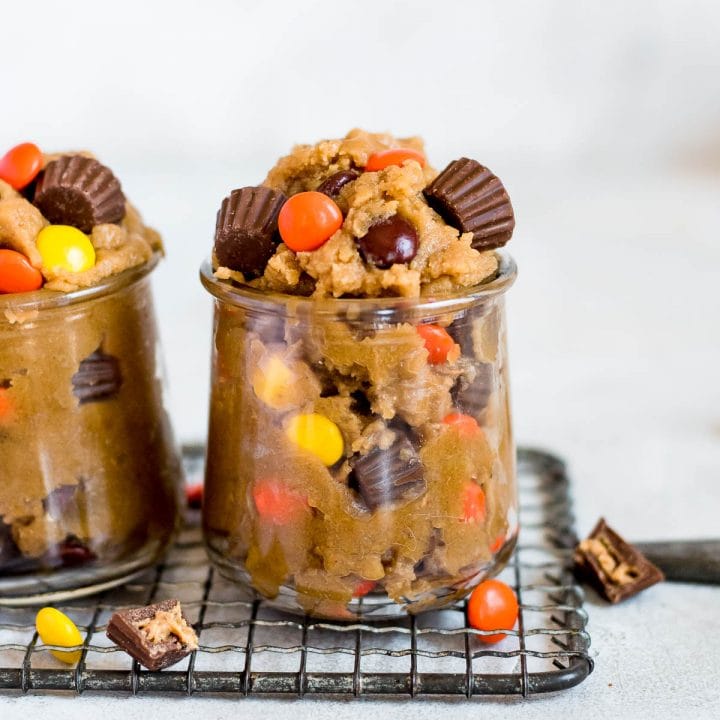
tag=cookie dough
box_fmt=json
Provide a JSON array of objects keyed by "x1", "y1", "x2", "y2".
[{"x1": 203, "y1": 130, "x2": 518, "y2": 618}]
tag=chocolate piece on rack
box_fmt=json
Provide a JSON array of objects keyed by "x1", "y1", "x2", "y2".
[
  {"x1": 350, "y1": 435, "x2": 426, "y2": 511},
  {"x1": 423, "y1": 158, "x2": 514, "y2": 250},
  {"x1": 451, "y1": 362, "x2": 494, "y2": 418},
  {"x1": 317, "y1": 169, "x2": 359, "y2": 198},
  {"x1": 106, "y1": 599, "x2": 199, "y2": 671},
  {"x1": 357, "y1": 214, "x2": 418, "y2": 269},
  {"x1": 574, "y1": 518, "x2": 665, "y2": 603},
  {"x1": 72, "y1": 348, "x2": 122, "y2": 404},
  {"x1": 34, "y1": 155, "x2": 126, "y2": 233},
  {"x1": 214, "y1": 186, "x2": 286, "y2": 278}
]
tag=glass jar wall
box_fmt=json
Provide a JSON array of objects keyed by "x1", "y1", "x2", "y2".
[{"x1": 201, "y1": 253, "x2": 517, "y2": 620}]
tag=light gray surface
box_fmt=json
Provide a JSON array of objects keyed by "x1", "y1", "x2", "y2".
[{"x1": 2, "y1": 169, "x2": 719, "y2": 719}]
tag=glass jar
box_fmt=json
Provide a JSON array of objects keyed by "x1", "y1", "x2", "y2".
[
  {"x1": 0, "y1": 255, "x2": 183, "y2": 604},
  {"x1": 200, "y1": 253, "x2": 517, "y2": 620}
]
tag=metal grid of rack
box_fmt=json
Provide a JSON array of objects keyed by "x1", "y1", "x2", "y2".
[{"x1": 0, "y1": 446, "x2": 592, "y2": 698}]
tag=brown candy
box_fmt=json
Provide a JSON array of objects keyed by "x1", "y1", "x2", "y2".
[
  {"x1": 106, "y1": 599, "x2": 199, "y2": 671},
  {"x1": 357, "y1": 214, "x2": 418, "y2": 269},
  {"x1": 72, "y1": 348, "x2": 122, "y2": 404},
  {"x1": 34, "y1": 156, "x2": 126, "y2": 233},
  {"x1": 214, "y1": 186, "x2": 286, "y2": 278},
  {"x1": 350, "y1": 435, "x2": 426, "y2": 511},
  {"x1": 574, "y1": 518, "x2": 664, "y2": 603},
  {"x1": 423, "y1": 158, "x2": 514, "y2": 250},
  {"x1": 316, "y1": 169, "x2": 359, "y2": 198}
]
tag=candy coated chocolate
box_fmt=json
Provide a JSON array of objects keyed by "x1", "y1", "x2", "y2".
[
  {"x1": 316, "y1": 169, "x2": 359, "y2": 198},
  {"x1": 357, "y1": 214, "x2": 418, "y2": 269}
]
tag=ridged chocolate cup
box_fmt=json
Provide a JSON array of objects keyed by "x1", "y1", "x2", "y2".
[
  {"x1": 34, "y1": 155, "x2": 126, "y2": 233},
  {"x1": 423, "y1": 158, "x2": 515, "y2": 250},
  {"x1": 214, "y1": 186, "x2": 286, "y2": 279}
]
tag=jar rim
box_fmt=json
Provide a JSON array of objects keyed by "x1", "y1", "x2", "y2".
[
  {"x1": 199, "y1": 250, "x2": 517, "y2": 317},
  {"x1": 0, "y1": 252, "x2": 161, "y2": 314}
]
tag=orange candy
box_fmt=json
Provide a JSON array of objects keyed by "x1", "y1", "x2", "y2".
[
  {"x1": 443, "y1": 412, "x2": 480, "y2": 437},
  {"x1": 278, "y1": 191, "x2": 343, "y2": 252},
  {"x1": 353, "y1": 579, "x2": 377, "y2": 598},
  {"x1": 252, "y1": 478, "x2": 308, "y2": 526},
  {"x1": 416, "y1": 324, "x2": 458, "y2": 364},
  {"x1": 0, "y1": 388, "x2": 13, "y2": 424},
  {"x1": 0, "y1": 249, "x2": 43, "y2": 294},
  {"x1": 467, "y1": 579, "x2": 519, "y2": 644},
  {"x1": 462, "y1": 482, "x2": 486, "y2": 523},
  {"x1": 365, "y1": 148, "x2": 426, "y2": 172},
  {"x1": 0, "y1": 142, "x2": 43, "y2": 190}
]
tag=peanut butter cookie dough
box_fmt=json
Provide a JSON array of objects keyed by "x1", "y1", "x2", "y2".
[
  {"x1": 213, "y1": 129, "x2": 512, "y2": 298},
  {"x1": 203, "y1": 130, "x2": 518, "y2": 618},
  {"x1": 0, "y1": 142, "x2": 179, "y2": 595}
]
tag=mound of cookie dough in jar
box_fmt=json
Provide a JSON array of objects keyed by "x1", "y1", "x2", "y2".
[
  {"x1": 0, "y1": 142, "x2": 180, "y2": 593},
  {"x1": 203, "y1": 129, "x2": 518, "y2": 618}
]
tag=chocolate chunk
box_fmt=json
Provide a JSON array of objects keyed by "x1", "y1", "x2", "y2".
[
  {"x1": 106, "y1": 599, "x2": 199, "y2": 671},
  {"x1": 0, "y1": 519, "x2": 19, "y2": 567},
  {"x1": 414, "y1": 528, "x2": 450, "y2": 580},
  {"x1": 357, "y1": 214, "x2": 418, "y2": 269},
  {"x1": 72, "y1": 348, "x2": 122, "y2": 404},
  {"x1": 574, "y1": 518, "x2": 664, "y2": 603},
  {"x1": 350, "y1": 435, "x2": 426, "y2": 511},
  {"x1": 214, "y1": 186, "x2": 286, "y2": 278},
  {"x1": 43, "y1": 484, "x2": 79, "y2": 517},
  {"x1": 317, "y1": 169, "x2": 359, "y2": 198},
  {"x1": 423, "y1": 158, "x2": 514, "y2": 250},
  {"x1": 34, "y1": 155, "x2": 126, "y2": 233},
  {"x1": 451, "y1": 362, "x2": 494, "y2": 418}
]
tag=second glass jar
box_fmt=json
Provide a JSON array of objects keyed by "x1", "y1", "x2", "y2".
[{"x1": 201, "y1": 253, "x2": 518, "y2": 619}]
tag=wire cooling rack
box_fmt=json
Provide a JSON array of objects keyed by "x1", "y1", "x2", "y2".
[{"x1": 0, "y1": 446, "x2": 592, "y2": 698}]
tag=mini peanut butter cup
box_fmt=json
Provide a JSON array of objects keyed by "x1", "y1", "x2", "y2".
[
  {"x1": 214, "y1": 186, "x2": 286, "y2": 278},
  {"x1": 423, "y1": 158, "x2": 515, "y2": 250},
  {"x1": 34, "y1": 155, "x2": 126, "y2": 233}
]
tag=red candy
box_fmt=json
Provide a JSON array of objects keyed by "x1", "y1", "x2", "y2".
[
  {"x1": 252, "y1": 478, "x2": 308, "y2": 525},
  {"x1": 0, "y1": 249, "x2": 43, "y2": 294},
  {"x1": 443, "y1": 412, "x2": 480, "y2": 437},
  {"x1": 467, "y1": 579, "x2": 519, "y2": 643},
  {"x1": 490, "y1": 534, "x2": 505, "y2": 554},
  {"x1": 365, "y1": 148, "x2": 426, "y2": 172},
  {"x1": 462, "y1": 482, "x2": 486, "y2": 523},
  {"x1": 353, "y1": 579, "x2": 377, "y2": 598},
  {"x1": 0, "y1": 142, "x2": 43, "y2": 190},
  {"x1": 186, "y1": 483, "x2": 204, "y2": 509},
  {"x1": 416, "y1": 324, "x2": 458, "y2": 364},
  {"x1": 278, "y1": 191, "x2": 343, "y2": 252}
]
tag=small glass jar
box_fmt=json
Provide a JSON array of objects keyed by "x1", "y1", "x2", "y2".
[
  {"x1": 0, "y1": 255, "x2": 183, "y2": 604},
  {"x1": 200, "y1": 253, "x2": 517, "y2": 620}
]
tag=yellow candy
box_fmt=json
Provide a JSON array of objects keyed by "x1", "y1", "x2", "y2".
[
  {"x1": 35, "y1": 606, "x2": 83, "y2": 664},
  {"x1": 37, "y1": 225, "x2": 96, "y2": 273},
  {"x1": 286, "y1": 413, "x2": 344, "y2": 466},
  {"x1": 252, "y1": 355, "x2": 295, "y2": 410}
]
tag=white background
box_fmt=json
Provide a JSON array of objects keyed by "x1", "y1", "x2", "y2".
[{"x1": 2, "y1": 1, "x2": 720, "y2": 718}]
